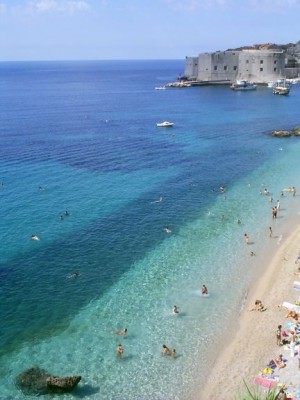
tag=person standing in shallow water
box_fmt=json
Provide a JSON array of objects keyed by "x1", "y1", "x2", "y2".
[
  {"x1": 116, "y1": 344, "x2": 123, "y2": 359},
  {"x1": 202, "y1": 285, "x2": 208, "y2": 296},
  {"x1": 244, "y1": 233, "x2": 249, "y2": 244},
  {"x1": 269, "y1": 226, "x2": 273, "y2": 237}
]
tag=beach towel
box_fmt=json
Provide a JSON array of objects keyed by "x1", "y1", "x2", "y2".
[
  {"x1": 282, "y1": 302, "x2": 300, "y2": 313},
  {"x1": 253, "y1": 376, "x2": 277, "y2": 389},
  {"x1": 293, "y1": 281, "x2": 300, "y2": 291}
]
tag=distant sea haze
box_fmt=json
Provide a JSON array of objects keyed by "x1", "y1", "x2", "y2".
[{"x1": 0, "y1": 60, "x2": 300, "y2": 399}]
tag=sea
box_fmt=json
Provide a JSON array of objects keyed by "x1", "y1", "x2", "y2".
[{"x1": 0, "y1": 60, "x2": 300, "y2": 400}]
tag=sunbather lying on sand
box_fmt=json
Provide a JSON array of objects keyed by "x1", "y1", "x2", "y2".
[
  {"x1": 268, "y1": 354, "x2": 286, "y2": 370},
  {"x1": 249, "y1": 300, "x2": 266, "y2": 312},
  {"x1": 285, "y1": 310, "x2": 299, "y2": 320},
  {"x1": 274, "y1": 354, "x2": 286, "y2": 369},
  {"x1": 294, "y1": 267, "x2": 300, "y2": 275}
]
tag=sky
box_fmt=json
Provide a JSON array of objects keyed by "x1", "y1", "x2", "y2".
[{"x1": 0, "y1": 0, "x2": 300, "y2": 61}]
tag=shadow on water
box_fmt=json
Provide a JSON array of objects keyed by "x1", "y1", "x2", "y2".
[{"x1": 72, "y1": 384, "x2": 100, "y2": 398}]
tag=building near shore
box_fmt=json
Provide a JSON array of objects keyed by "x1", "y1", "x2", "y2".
[{"x1": 184, "y1": 42, "x2": 300, "y2": 84}]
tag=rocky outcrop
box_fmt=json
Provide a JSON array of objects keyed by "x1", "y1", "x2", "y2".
[
  {"x1": 291, "y1": 126, "x2": 300, "y2": 136},
  {"x1": 272, "y1": 130, "x2": 291, "y2": 137},
  {"x1": 16, "y1": 367, "x2": 81, "y2": 395},
  {"x1": 46, "y1": 375, "x2": 81, "y2": 393},
  {"x1": 271, "y1": 126, "x2": 300, "y2": 137}
]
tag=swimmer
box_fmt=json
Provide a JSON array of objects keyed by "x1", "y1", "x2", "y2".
[
  {"x1": 164, "y1": 227, "x2": 172, "y2": 233},
  {"x1": 201, "y1": 285, "x2": 208, "y2": 296},
  {"x1": 250, "y1": 251, "x2": 256, "y2": 256},
  {"x1": 162, "y1": 344, "x2": 171, "y2": 355},
  {"x1": 66, "y1": 271, "x2": 80, "y2": 279},
  {"x1": 173, "y1": 305, "x2": 179, "y2": 315},
  {"x1": 237, "y1": 219, "x2": 241, "y2": 225},
  {"x1": 152, "y1": 197, "x2": 163, "y2": 204},
  {"x1": 64, "y1": 210, "x2": 69, "y2": 216},
  {"x1": 116, "y1": 344, "x2": 123, "y2": 359},
  {"x1": 112, "y1": 328, "x2": 128, "y2": 336},
  {"x1": 60, "y1": 215, "x2": 64, "y2": 220},
  {"x1": 244, "y1": 233, "x2": 249, "y2": 245},
  {"x1": 171, "y1": 349, "x2": 177, "y2": 358},
  {"x1": 31, "y1": 234, "x2": 40, "y2": 241}
]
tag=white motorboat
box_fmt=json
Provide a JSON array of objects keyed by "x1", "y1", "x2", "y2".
[
  {"x1": 155, "y1": 86, "x2": 166, "y2": 90},
  {"x1": 156, "y1": 121, "x2": 174, "y2": 127},
  {"x1": 268, "y1": 78, "x2": 289, "y2": 89},
  {"x1": 230, "y1": 80, "x2": 257, "y2": 91}
]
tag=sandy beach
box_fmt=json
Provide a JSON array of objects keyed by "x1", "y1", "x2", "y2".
[{"x1": 200, "y1": 217, "x2": 300, "y2": 399}]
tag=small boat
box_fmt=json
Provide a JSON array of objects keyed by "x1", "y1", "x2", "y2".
[
  {"x1": 268, "y1": 79, "x2": 283, "y2": 88},
  {"x1": 273, "y1": 84, "x2": 290, "y2": 95},
  {"x1": 155, "y1": 86, "x2": 166, "y2": 90},
  {"x1": 156, "y1": 121, "x2": 174, "y2": 127},
  {"x1": 230, "y1": 80, "x2": 257, "y2": 91}
]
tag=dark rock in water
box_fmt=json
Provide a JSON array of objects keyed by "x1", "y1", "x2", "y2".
[
  {"x1": 15, "y1": 367, "x2": 50, "y2": 395},
  {"x1": 16, "y1": 367, "x2": 81, "y2": 395},
  {"x1": 272, "y1": 130, "x2": 292, "y2": 137},
  {"x1": 46, "y1": 375, "x2": 81, "y2": 393}
]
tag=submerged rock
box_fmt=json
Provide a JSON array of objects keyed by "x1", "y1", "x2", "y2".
[
  {"x1": 16, "y1": 367, "x2": 81, "y2": 395},
  {"x1": 15, "y1": 367, "x2": 50, "y2": 396}
]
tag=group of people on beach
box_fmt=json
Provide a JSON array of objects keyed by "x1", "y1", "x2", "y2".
[
  {"x1": 252, "y1": 263, "x2": 300, "y2": 399},
  {"x1": 244, "y1": 184, "x2": 299, "y2": 398}
]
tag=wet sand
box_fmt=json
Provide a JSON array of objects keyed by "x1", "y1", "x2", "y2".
[{"x1": 200, "y1": 222, "x2": 300, "y2": 399}]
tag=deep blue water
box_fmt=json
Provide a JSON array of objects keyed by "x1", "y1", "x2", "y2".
[{"x1": 0, "y1": 60, "x2": 300, "y2": 399}]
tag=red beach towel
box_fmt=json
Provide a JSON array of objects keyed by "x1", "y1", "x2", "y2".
[{"x1": 253, "y1": 376, "x2": 277, "y2": 389}]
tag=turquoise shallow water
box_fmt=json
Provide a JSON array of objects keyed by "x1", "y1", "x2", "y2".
[{"x1": 0, "y1": 61, "x2": 300, "y2": 399}]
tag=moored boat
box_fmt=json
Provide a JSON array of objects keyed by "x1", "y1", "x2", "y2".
[
  {"x1": 230, "y1": 80, "x2": 257, "y2": 91},
  {"x1": 273, "y1": 85, "x2": 289, "y2": 95}
]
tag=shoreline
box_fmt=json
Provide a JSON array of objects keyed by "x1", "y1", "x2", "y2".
[{"x1": 199, "y1": 216, "x2": 300, "y2": 399}]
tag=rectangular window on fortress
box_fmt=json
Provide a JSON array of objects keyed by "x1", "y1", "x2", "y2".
[
  {"x1": 224, "y1": 66, "x2": 227, "y2": 70},
  {"x1": 214, "y1": 66, "x2": 217, "y2": 70},
  {"x1": 260, "y1": 68, "x2": 263, "y2": 72},
  {"x1": 260, "y1": 60, "x2": 263, "y2": 64},
  {"x1": 246, "y1": 60, "x2": 249, "y2": 64},
  {"x1": 274, "y1": 60, "x2": 277, "y2": 64},
  {"x1": 274, "y1": 68, "x2": 277, "y2": 72},
  {"x1": 233, "y1": 66, "x2": 237, "y2": 70}
]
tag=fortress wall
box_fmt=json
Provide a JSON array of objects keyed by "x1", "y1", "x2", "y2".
[
  {"x1": 237, "y1": 50, "x2": 286, "y2": 83},
  {"x1": 197, "y1": 52, "x2": 238, "y2": 81}
]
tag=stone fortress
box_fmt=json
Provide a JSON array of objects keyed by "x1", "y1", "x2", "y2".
[{"x1": 184, "y1": 41, "x2": 300, "y2": 85}]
